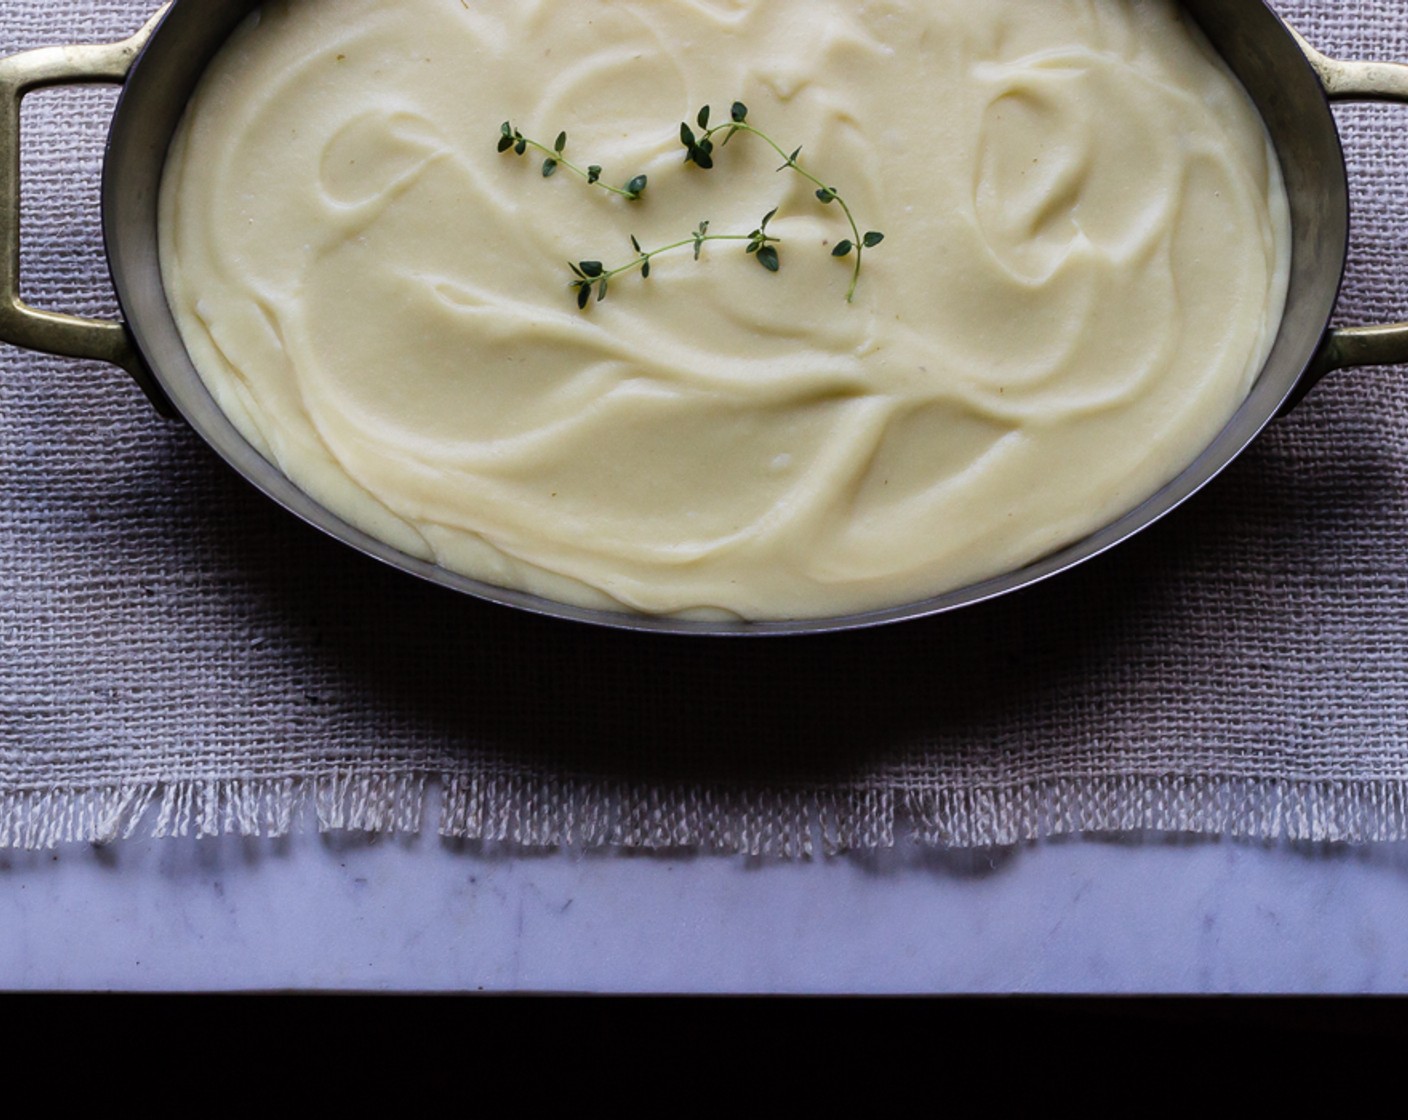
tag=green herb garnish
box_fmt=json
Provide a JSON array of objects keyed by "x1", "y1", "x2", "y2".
[
  {"x1": 498, "y1": 101, "x2": 884, "y2": 308},
  {"x1": 498, "y1": 122, "x2": 648, "y2": 201},
  {"x1": 567, "y1": 211, "x2": 782, "y2": 310},
  {"x1": 680, "y1": 102, "x2": 883, "y2": 301}
]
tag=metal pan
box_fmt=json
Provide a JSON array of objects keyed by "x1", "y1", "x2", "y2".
[{"x1": 2, "y1": 1, "x2": 1406, "y2": 634}]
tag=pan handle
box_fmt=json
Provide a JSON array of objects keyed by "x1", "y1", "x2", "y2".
[
  {"x1": 1289, "y1": 30, "x2": 1408, "y2": 404},
  {"x1": 0, "y1": 8, "x2": 175, "y2": 417}
]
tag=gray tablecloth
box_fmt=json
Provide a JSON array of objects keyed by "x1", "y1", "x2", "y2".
[{"x1": 2, "y1": 0, "x2": 1406, "y2": 853}]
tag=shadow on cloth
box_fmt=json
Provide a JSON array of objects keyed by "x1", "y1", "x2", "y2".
[{"x1": 135, "y1": 396, "x2": 1398, "y2": 792}]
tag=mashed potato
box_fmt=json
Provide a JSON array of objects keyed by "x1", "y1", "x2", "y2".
[{"x1": 160, "y1": 0, "x2": 1290, "y2": 619}]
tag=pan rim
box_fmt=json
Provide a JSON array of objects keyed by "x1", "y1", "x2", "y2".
[{"x1": 99, "y1": 0, "x2": 1351, "y2": 637}]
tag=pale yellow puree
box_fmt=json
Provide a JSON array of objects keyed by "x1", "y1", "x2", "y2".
[{"x1": 160, "y1": 0, "x2": 1292, "y2": 619}]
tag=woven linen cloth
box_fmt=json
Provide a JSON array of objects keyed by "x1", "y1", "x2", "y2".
[{"x1": 2, "y1": 0, "x2": 1406, "y2": 853}]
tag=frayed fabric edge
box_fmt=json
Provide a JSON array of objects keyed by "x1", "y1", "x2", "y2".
[{"x1": 2, "y1": 773, "x2": 1408, "y2": 853}]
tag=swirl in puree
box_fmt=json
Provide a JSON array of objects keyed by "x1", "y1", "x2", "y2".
[{"x1": 159, "y1": 0, "x2": 1292, "y2": 619}]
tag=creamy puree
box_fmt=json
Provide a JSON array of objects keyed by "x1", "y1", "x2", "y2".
[{"x1": 160, "y1": 0, "x2": 1291, "y2": 620}]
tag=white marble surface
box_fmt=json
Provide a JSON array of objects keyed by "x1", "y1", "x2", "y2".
[{"x1": 3, "y1": 799, "x2": 1407, "y2": 992}]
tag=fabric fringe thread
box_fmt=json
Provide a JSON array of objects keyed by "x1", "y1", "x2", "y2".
[{"x1": 3, "y1": 773, "x2": 1408, "y2": 852}]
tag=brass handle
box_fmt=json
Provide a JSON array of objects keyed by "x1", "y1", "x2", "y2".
[
  {"x1": 0, "y1": 7, "x2": 174, "y2": 416},
  {"x1": 1292, "y1": 28, "x2": 1408, "y2": 383}
]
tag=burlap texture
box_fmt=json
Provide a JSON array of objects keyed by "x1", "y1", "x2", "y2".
[{"x1": 2, "y1": 0, "x2": 1406, "y2": 852}]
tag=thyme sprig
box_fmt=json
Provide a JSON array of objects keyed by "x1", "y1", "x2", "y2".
[
  {"x1": 680, "y1": 102, "x2": 883, "y2": 301},
  {"x1": 567, "y1": 210, "x2": 782, "y2": 309},
  {"x1": 499, "y1": 122, "x2": 648, "y2": 201},
  {"x1": 498, "y1": 101, "x2": 883, "y2": 307}
]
